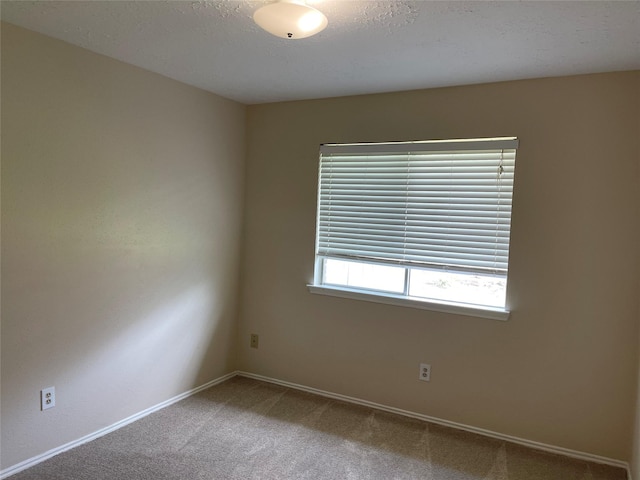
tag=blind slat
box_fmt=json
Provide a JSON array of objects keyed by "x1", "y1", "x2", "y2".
[{"x1": 316, "y1": 138, "x2": 517, "y2": 274}]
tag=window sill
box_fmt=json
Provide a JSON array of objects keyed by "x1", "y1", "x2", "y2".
[{"x1": 307, "y1": 285, "x2": 510, "y2": 321}]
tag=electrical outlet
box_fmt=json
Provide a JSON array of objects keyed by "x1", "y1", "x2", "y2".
[
  {"x1": 250, "y1": 334, "x2": 259, "y2": 349},
  {"x1": 41, "y1": 386, "x2": 56, "y2": 410},
  {"x1": 419, "y1": 363, "x2": 431, "y2": 382}
]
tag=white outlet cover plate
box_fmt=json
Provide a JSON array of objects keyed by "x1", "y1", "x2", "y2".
[
  {"x1": 41, "y1": 386, "x2": 55, "y2": 410},
  {"x1": 419, "y1": 364, "x2": 431, "y2": 382}
]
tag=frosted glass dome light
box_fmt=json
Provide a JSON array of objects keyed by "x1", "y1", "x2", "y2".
[{"x1": 253, "y1": 0, "x2": 328, "y2": 40}]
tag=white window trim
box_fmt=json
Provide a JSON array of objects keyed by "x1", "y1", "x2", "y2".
[
  {"x1": 307, "y1": 284, "x2": 510, "y2": 321},
  {"x1": 311, "y1": 137, "x2": 517, "y2": 320}
]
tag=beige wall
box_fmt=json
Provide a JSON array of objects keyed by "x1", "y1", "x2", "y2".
[
  {"x1": 633, "y1": 212, "x2": 640, "y2": 476},
  {"x1": 240, "y1": 72, "x2": 640, "y2": 461},
  {"x1": 634, "y1": 124, "x2": 640, "y2": 479},
  {"x1": 1, "y1": 23, "x2": 245, "y2": 469},
  {"x1": 633, "y1": 329, "x2": 640, "y2": 479}
]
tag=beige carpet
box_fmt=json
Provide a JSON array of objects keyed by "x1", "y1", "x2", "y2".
[{"x1": 11, "y1": 376, "x2": 627, "y2": 479}]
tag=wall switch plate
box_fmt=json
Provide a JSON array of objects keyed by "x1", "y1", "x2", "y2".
[
  {"x1": 250, "y1": 334, "x2": 259, "y2": 349},
  {"x1": 419, "y1": 363, "x2": 431, "y2": 382},
  {"x1": 41, "y1": 386, "x2": 56, "y2": 410}
]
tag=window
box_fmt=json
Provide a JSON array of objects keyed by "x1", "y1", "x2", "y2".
[{"x1": 309, "y1": 137, "x2": 518, "y2": 320}]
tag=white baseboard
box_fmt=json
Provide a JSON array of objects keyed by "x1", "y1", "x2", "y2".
[
  {"x1": 237, "y1": 371, "x2": 632, "y2": 479},
  {"x1": 3, "y1": 370, "x2": 631, "y2": 480},
  {"x1": 0, "y1": 371, "x2": 237, "y2": 479}
]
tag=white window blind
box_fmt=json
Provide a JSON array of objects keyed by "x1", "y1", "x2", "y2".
[{"x1": 313, "y1": 137, "x2": 518, "y2": 315}]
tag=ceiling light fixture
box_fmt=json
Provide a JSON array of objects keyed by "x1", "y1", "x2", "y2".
[{"x1": 253, "y1": 0, "x2": 328, "y2": 40}]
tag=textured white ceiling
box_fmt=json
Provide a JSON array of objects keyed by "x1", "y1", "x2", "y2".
[{"x1": 2, "y1": 1, "x2": 639, "y2": 104}]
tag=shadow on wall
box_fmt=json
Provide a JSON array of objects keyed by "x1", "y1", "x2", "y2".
[
  {"x1": 62, "y1": 281, "x2": 233, "y2": 407},
  {"x1": 1, "y1": 249, "x2": 239, "y2": 469}
]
